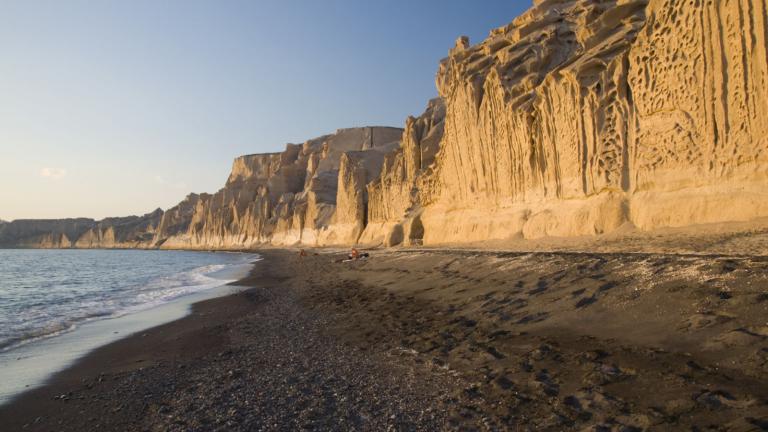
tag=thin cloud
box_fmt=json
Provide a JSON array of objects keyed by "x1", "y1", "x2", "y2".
[
  {"x1": 154, "y1": 175, "x2": 187, "y2": 189},
  {"x1": 39, "y1": 167, "x2": 67, "y2": 180}
]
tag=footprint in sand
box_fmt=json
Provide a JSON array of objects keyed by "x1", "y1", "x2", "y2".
[
  {"x1": 516, "y1": 312, "x2": 549, "y2": 324},
  {"x1": 694, "y1": 389, "x2": 755, "y2": 409},
  {"x1": 598, "y1": 281, "x2": 617, "y2": 292},
  {"x1": 528, "y1": 280, "x2": 548, "y2": 295},
  {"x1": 680, "y1": 311, "x2": 736, "y2": 331},
  {"x1": 575, "y1": 296, "x2": 597, "y2": 308},
  {"x1": 531, "y1": 369, "x2": 559, "y2": 397}
]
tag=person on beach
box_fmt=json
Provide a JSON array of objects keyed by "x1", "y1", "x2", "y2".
[
  {"x1": 348, "y1": 248, "x2": 360, "y2": 260},
  {"x1": 347, "y1": 248, "x2": 370, "y2": 260}
]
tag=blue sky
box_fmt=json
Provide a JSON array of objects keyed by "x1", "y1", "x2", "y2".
[{"x1": 0, "y1": 0, "x2": 529, "y2": 220}]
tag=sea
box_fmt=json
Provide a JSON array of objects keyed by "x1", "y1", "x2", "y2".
[{"x1": 0, "y1": 249, "x2": 259, "y2": 405}]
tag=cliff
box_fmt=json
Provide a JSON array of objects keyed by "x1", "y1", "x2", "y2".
[
  {"x1": 0, "y1": 212, "x2": 162, "y2": 249},
  {"x1": 157, "y1": 126, "x2": 403, "y2": 249},
  {"x1": 73, "y1": 210, "x2": 164, "y2": 249},
  {"x1": 4, "y1": 0, "x2": 768, "y2": 250},
  {"x1": 361, "y1": 98, "x2": 445, "y2": 246},
  {"x1": 416, "y1": 0, "x2": 768, "y2": 244}
]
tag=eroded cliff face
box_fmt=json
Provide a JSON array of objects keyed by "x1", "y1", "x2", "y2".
[
  {"x1": 421, "y1": 0, "x2": 646, "y2": 243},
  {"x1": 5, "y1": 0, "x2": 768, "y2": 249},
  {"x1": 0, "y1": 213, "x2": 162, "y2": 249},
  {"x1": 0, "y1": 128, "x2": 404, "y2": 249},
  {"x1": 361, "y1": 98, "x2": 446, "y2": 246},
  {"x1": 626, "y1": 0, "x2": 768, "y2": 229},
  {"x1": 73, "y1": 210, "x2": 164, "y2": 248},
  {"x1": 416, "y1": 0, "x2": 768, "y2": 244},
  {"x1": 158, "y1": 127, "x2": 402, "y2": 249},
  {"x1": 0, "y1": 219, "x2": 90, "y2": 248}
]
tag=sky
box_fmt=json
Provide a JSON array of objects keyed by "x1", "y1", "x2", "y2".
[{"x1": 0, "y1": 0, "x2": 530, "y2": 221}]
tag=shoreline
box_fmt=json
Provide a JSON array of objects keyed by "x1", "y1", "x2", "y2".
[
  {"x1": 0, "y1": 284, "x2": 250, "y2": 407},
  {"x1": 0, "y1": 251, "x2": 258, "y2": 407},
  {"x1": 0, "y1": 250, "x2": 459, "y2": 431},
  {"x1": 2, "y1": 248, "x2": 768, "y2": 430},
  {"x1": 0, "y1": 291, "x2": 260, "y2": 430}
]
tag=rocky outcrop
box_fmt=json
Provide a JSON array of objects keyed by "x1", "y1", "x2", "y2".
[
  {"x1": 0, "y1": 219, "x2": 95, "y2": 248},
  {"x1": 0, "y1": 211, "x2": 165, "y2": 249},
  {"x1": 625, "y1": 0, "x2": 768, "y2": 230},
  {"x1": 159, "y1": 127, "x2": 402, "y2": 249},
  {"x1": 416, "y1": 0, "x2": 768, "y2": 244},
  {"x1": 154, "y1": 194, "x2": 208, "y2": 247},
  {"x1": 361, "y1": 98, "x2": 445, "y2": 246},
  {"x1": 0, "y1": 128, "x2": 404, "y2": 249},
  {"x1": 418, "y1": 0, "x2": 646, "y2": 243},
  {"x1": 5, "y1": 0, "x2": 768, "y2": 249},
  {"x1": 74, "y1": 210, "x2": 164, "y2": 248}
]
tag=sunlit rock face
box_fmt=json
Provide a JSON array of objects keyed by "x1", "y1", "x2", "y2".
[
  {"x1": 423, "y1": 0, "x2": 645, "y2": 243},
  {"x1": 74, "y1": 210, "x2": 164, "y2": 248},
  {"x1": 416, "y1": 0, "x2": 768, "y2": 244},
  {"x1": 5, "y1": 0, "x2": 768, "y2": 249},
  {"x1": 625, "y1": 0, "x2": 768, "y2": 229},
  {"x1": 360, "y1": 98, "x2": 445, "y2": 247},
  {"x1": 158, "y1": 127, "x2": 403, "y2": 249}
]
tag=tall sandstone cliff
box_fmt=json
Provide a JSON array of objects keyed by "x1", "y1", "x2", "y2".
[
  {"x1": 157, "y1": 126, "x2": 403, "y2": 249},
  {"x1": 417, "y1": 0, "x2": 768, "y2": 244},
  {"x1": 3, "y1": 0, "x2": 768, "y2": 249}
]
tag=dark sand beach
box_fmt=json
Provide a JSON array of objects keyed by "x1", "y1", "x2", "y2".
[{"x1": 2, "y1": 249, "x2": 768, "y2": 431}]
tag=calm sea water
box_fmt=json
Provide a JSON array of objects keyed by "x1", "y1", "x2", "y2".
[{"x1": 0, "y1": 249, "x2": 256, "y2": 352}]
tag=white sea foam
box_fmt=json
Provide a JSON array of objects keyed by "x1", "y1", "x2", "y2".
[{"x1": 0, "y1": 250, "x2": 258, "y2": 353}]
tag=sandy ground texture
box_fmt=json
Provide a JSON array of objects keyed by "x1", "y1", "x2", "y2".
[{"x1": 2, "y1": 248, "x2": 768, "y2": 431}]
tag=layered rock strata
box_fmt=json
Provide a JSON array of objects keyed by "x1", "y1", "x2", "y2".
[
  {"x1": 420, "y1": 0, "x2": 768, "y2": 244},
  {"x1": 0, "y1": 212, "x2": 163, "y2": 249},
  {"x1": 361, "y1": 98, "x2": 445, "y2": 246},
  {"x1": 4, "y1": 0, "x2": 768, "y2": 249},
  {"x1": 158, "y1": 126, "x2": 402, "y2": 249}
]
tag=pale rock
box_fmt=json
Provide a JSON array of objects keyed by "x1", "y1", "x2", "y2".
[
  {"x1": 421, "y1": 0, "x2": 768, "y2": 244},
  {"x1": 160, "y1": 126, "x2": 402, "y2": 249},
  {"x1": 74, "y1": 210, "x2": 164, "y2": 248},
  {"x1": 361, "y1": 98, "x2": 445, "y2": 246},
  {"x1": 6, "y1": 0, "x2": 768, "y2": 249}
]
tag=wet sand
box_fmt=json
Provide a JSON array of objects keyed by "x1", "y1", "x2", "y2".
[
  {"x1": 2, "y1": 249, "x2": 768, "y2": 430},
  {"x1": 0, "y1": 282, "x2": 248, "y2": 406}
]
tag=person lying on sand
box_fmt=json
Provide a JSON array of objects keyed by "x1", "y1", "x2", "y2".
[
  {"x1": 349, "y1": 248, "x2": 360, "y2": 260},
  {"x1": 347, "y1": 248, "x2": 369, "y2": 260},
  {"x1": 332, "y1": 248, "x2": 371, "y2": 263}
]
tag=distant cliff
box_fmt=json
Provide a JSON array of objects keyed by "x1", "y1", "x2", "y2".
[
  {"x1": 0, "y1": 213, "x2": 164, "y2": 249},
  {"x1": 4, "y1": 0, "x2": 768, "y2": 249},
  {"x1": 157, "y1": 126, "x2": 403, "y2": 249},
  {"x1": 0, "y1": 127, "x2": 405, "y2": 249}
]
